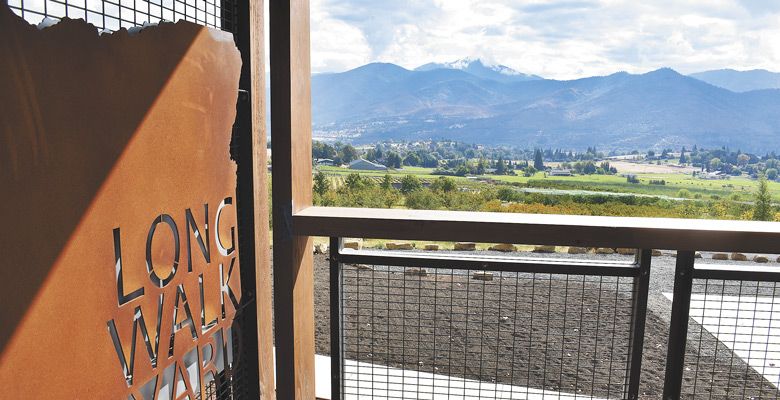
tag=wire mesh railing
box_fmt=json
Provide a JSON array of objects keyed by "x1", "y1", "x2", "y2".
[
  {"x1": 325, "y1": 240, "x2": 780, "y2": 399},
  {"x1": 666, "y1": 261, "x2": 780, "y2": 399},
  {"x1": 329, "y1": 239, "x2": 651, "y2": 400},
  {"x1": 7, "y1": 0, "x2": 234, "y2": 32}
]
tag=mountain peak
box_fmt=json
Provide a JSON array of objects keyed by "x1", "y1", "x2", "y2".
[
  {"x1": 415, "y1": 58, "x2": 541, "y2": 82},
  {"x1": 645, "y1": 67, "x2": 682, "y2": 77}
]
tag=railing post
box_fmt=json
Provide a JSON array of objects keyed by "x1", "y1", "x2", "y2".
[
  {"x1": 330, "y1": 237, "x2": 343, "y2": 400},
  {"x1": 662, "y1": 250, "x2": 696, "y2": 399},
  {"x1": 626, "y1": 249, "x2": 651, "y2": 399}
]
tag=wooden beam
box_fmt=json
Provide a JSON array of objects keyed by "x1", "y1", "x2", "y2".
[
  {"x1": 248, "y1": 0, "x2": 275, "y2": 397},
  {"x1": 270, "y1": 0, "x2": 315, "y2": 398},
  {"x1": 234, "y1": 0, "x2": 275, "y2": 397},
  {"x1": 293, "y1": 206, "x2": 780, "y2": 253}
]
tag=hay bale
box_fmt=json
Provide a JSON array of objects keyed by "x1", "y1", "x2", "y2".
[
  {"x1": 343, "y1": 239, "x2": 362, "y2": 250},
  {"x1": 454, "y1": 242, "x2": 477, "y2": 251},
  {"x1": 567, "y1": 247, "x2": 588, "y2": 254},
  {"x1": 313, "y1": 243, "x2": 329, "y2": 254},
  {"x1": 731, "y1": 253, "x2": 748, "y2": 261},
  {"x1": 595, "y1": 248, "x2": 615, "y2": 255},
  {"x1": 712, "y1": 253, "x2": 729, "y2": 260},
  {"x1": 423, "y1": 244, "x2": 440, "y2": 251},
  {"x1": 754, "y1": 255, "x2": 769, "y2": 263},
  {"x1": 616, "y1": 248, "x2": 636, "y2": 255},
  {"x1": 472, "y1": 271, "x2": 494, "y2": 281},
  {"x1": 386, "y1": 242, "x2": 414, "y2": 250},
  {"x1": 489, "y1": 243, "x2": 517, "y2": 252},
  {"x1": 533, "y1": 245, "x2": 556, "y2": 253},
  {"x1": 404, "y1": 268, "x2": 428, "y2": 277}
]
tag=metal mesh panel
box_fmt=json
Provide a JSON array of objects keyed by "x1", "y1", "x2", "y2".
[
  {"x1": 7, "y1": 0, "x2": 233, "y2": 32},
  {"x1": 338, "y1": 264, "x2": 639, "y2": 399},
  {"x1": 682, "y1": 279, "x2": 780, "y2": 399}
]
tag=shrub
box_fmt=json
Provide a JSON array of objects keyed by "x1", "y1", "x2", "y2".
[{"x1": 405, "y1": 189, "x2": 443, "y2": 209}]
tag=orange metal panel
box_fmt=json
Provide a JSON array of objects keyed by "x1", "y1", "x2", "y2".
[{"x1": 0, "y1": 5, "x2": 243, "y2": 399}]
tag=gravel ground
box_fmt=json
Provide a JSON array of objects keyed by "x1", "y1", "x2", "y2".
[{"x1": 308, "y1": 249, "x2": 780, "y2": 399}]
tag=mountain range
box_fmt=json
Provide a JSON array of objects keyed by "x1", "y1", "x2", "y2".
[
  {"x1": 311, "y1": 59, "x2": 780, "y2": 151},
  {"x1": 690, "y1": 69, "x2": 780, "y2": 92}
]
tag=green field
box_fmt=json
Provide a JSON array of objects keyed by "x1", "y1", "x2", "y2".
[{"x1": 317, "y1": 165, "x2": 780, "y2": 202}]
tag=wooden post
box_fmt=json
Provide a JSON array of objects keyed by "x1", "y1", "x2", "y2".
[
  {"x1": 232, "y1": 0, "x2": 276, "y2": 398},
  {"x1": 270, "y1": 0, "x2": 315, "y2": 398},
  {"x1": 245, "y1": 0, "x2": 276, "y2": 397}
]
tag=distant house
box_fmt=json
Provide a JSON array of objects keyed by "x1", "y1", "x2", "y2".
[
  {"x1": 549, "y1": 169, "x2": 573, "y2": 176},
  {"x1": 315, "y1": 158, "x2": 335, "y2": 166},
  {"x1": 348, "y1": 158, "x2": 387, "y2": 171},
  {"x1": 699, "y1": 171, "x2": 729, "y2": 180}
]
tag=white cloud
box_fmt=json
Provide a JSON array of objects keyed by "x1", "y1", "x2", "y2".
[
  {"x1": 311, "y1": 0, "x2": 373, "y2": 72},
  {"x1": 310, "y1": 0, "x2": 780, "y2": 79}
]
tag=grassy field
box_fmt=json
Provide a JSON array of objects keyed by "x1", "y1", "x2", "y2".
[{"x1": 318, "y1": 165, "x2": 780, "y2": 201}]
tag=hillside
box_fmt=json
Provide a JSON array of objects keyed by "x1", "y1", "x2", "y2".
[
  {"x1": 690, "y1": 69, "x2": 780, "y2": 92},
  {"x1": 312, "y1": 60, "x2": 780, "y2": 151}
]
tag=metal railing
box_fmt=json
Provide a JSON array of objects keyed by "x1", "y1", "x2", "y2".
[
  {"x1": 294, "y1": 207, "x2": 780, "y2": 399},
  {"x1": 668, "y1": 257, "x2": 780, "y2": 399},
  {"x1": 7, "y1": 0, "x2": 234, "y2": 32},
  {"x1": 329, "y1": 239, "x2": 652, "y2": 400},
  {"x1": 324, "y1": 241, "x2": 780, "y2": 399},
  {"x1": 326, "y1": 242, "x2": 780, "y2": 399}
]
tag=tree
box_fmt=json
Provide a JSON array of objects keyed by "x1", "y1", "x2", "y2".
[
  {"x1": 497, "y1": 186, "x2": 517, "y2": 202},
  {"x1": 344, "y1": 173, "x2": 365, "y2": 191},
  {"x1": 312, "y1": 141, "x2": 336, "y2": 159},
  {"x1": 495, "y1": 157, "x2": 507, "y2": 175},
  {"x1": 476, "y1": 158, "x2": 488, "y2": 175},
  {"x1": 405, "y1": 190, "x2": 443, "y2": 210},
  {"x1": 709, "y1": 157, "x2": 722, "y2": 171},
  {"x1": 753, "y1": 176, "x2": 773, "y2": 221},
  {"x1": 430, "y1": 176, "x2": 456, "y2": 193},
  {"x1": 403, "y1": 153, "x2": 421, "y2": 167},
  {"x1": 582, "y1": 161, "x2": 597, "y2": 174},
  {"x1": 533, "y1": 149, "x2": 544, "y2": 170},
  {"x1": 380, "y1": 174, "x2": 393, "y2": 190},
  {"x1": 313, "y1": 171, "x2": 330, "y2": 196},
  {"x1": 399, "y1": 174, "x2": 422, "y2": 195},
  {"x1": 339, "y1": 144, "x2": 359, "y2": 164},
  {"x1": 679, "y1": 147, "x2": 687, "y2": 164},
  {"x1": 737, "y1": 153, "x2": 750, "y2": 167},
  {"x1": 365, "y1": 148, "x2": 378, "y2": 161},
  {"x1": 386, "y1": 152, "x2": 402, "y2": 168},
  {"x1": 767, "y1": 168, "x2": 778, "y2": 181}
]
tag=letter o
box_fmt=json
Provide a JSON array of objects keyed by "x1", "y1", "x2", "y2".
[{"x1": 146, "y1": 214, "x2": 180, "y2": 288}]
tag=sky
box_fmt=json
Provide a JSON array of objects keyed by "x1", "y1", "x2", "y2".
[{"x1": 309, "y1": 0, "x2": 780, "y2": 80}]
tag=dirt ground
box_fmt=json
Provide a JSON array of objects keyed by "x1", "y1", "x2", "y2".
[{"x1": 310, "y1": 253, "x2": 777, "y2": 399}]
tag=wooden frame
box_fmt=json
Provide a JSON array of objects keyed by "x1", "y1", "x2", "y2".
[
  {"x1": 270, "y1": 0, "x2": 315, "y2": 398},
  {"x1": 239, "y1": 0, "x2": 276, "y2": 397},
  {"x1": 294, "y1": 207, "x2": 780, "y2": 253}
]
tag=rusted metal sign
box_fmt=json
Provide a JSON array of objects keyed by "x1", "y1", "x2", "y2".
[{"x1": 0, "y1": 5, "x2": 244, "y2": 398}]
